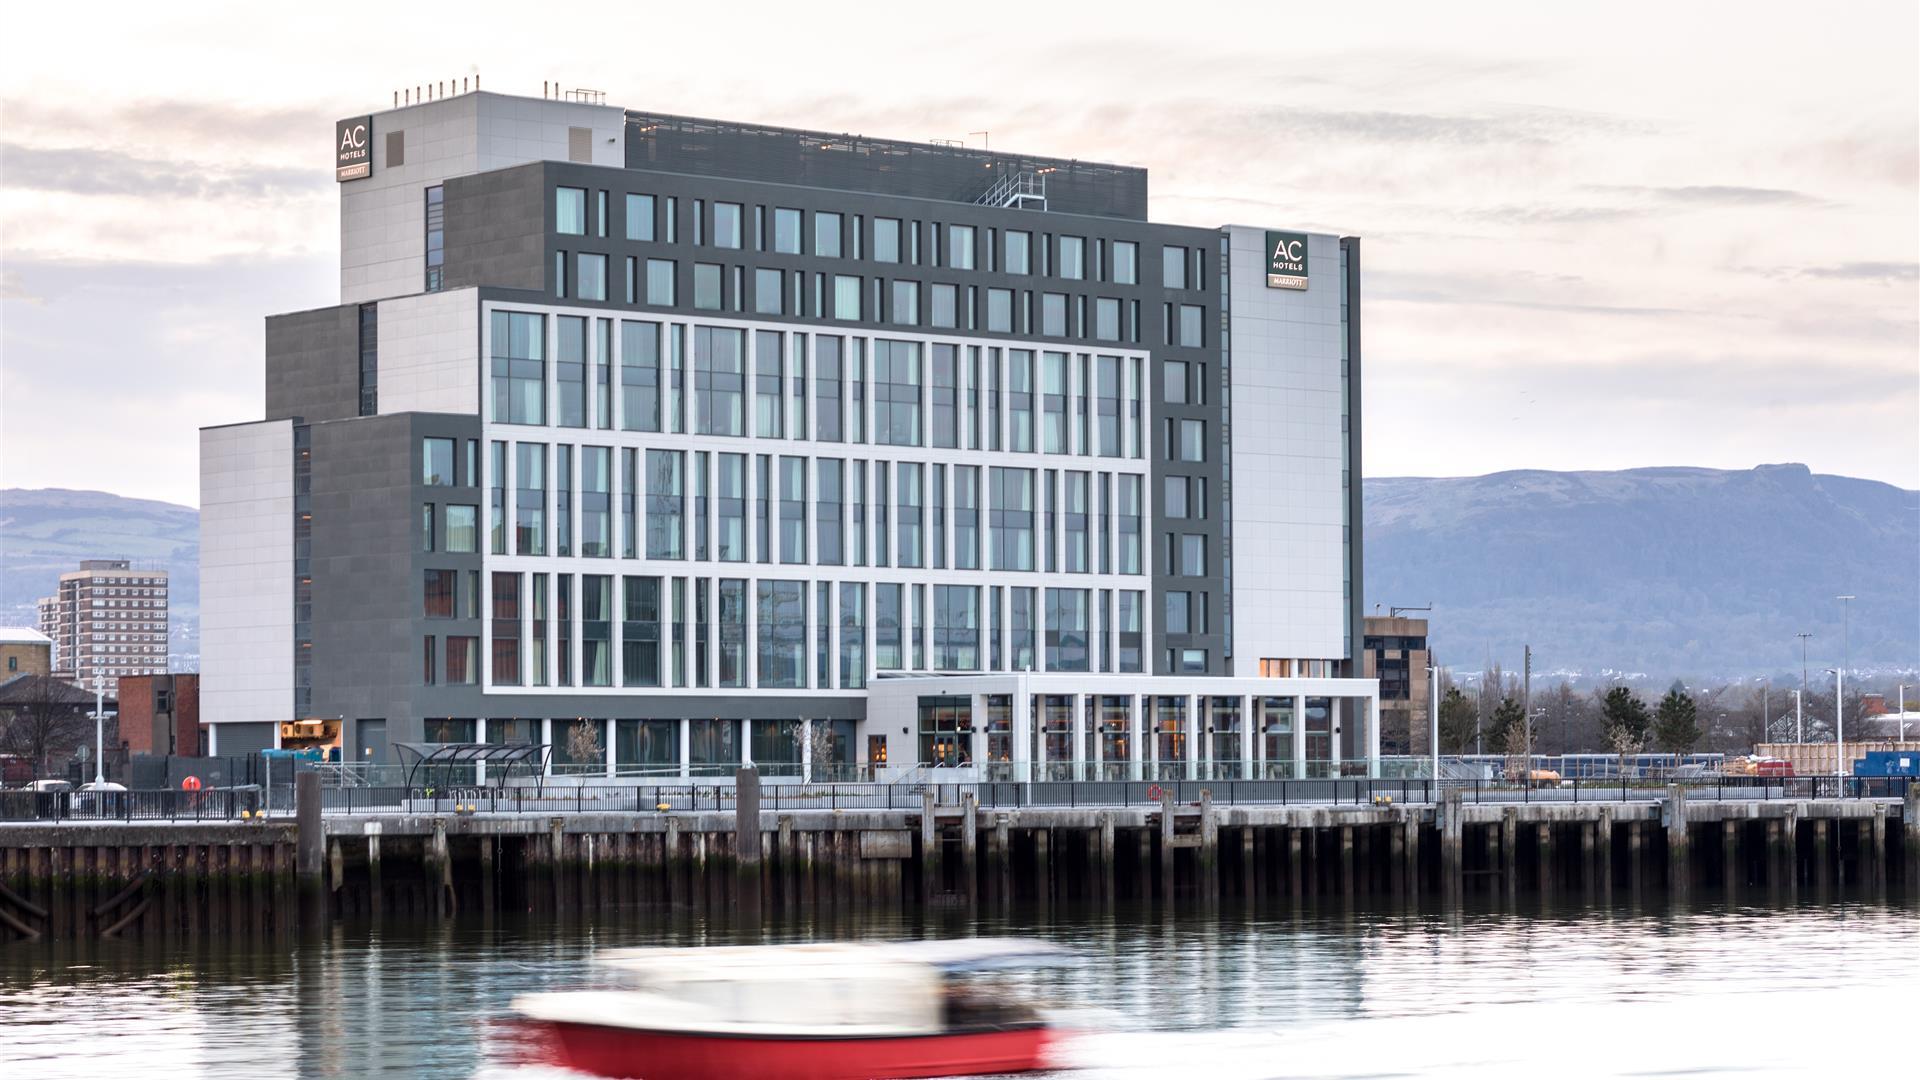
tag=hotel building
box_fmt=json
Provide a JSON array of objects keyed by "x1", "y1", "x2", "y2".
[{"x1": 200, "y1": 88, "x2": 1377, "y2": 779}]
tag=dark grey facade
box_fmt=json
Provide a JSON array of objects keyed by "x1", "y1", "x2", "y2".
[{"x1": 233, "y1": 93, "x2": 1366, "y2": 766}]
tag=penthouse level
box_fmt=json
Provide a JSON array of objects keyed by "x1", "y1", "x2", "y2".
[{"x1": 201, "y1": 89, "x2": 1367, "y2": 780}]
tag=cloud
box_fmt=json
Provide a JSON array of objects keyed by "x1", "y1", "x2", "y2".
[
  {"x1": 1595, "y1": 184, "x2": 1824, "y2": 207},
  {"x1": 1, "y1": 143, "x2": 327, "y2": 200},
  {"x1": 2, "y1": 100, "x2": 331, "y2": 159},
  {"x1": 1798, "y1": 261, "x2": 1920, "y2": 282}
]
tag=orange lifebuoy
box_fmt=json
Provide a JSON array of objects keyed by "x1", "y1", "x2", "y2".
[{"x1": 181, "y1": 775, "x2": 203, "y2": 791}]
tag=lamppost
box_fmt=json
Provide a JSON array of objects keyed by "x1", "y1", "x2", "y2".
[
  {"x1": 90, "y1": 674, "x2": 107, "y2": 787},
  {"x1": 1796, "y1": 632, "x2": 1812, "y2": 744},
  {"x1": 1426, "y1": 664, "x2": 1440, "y2": 783},
  {"x1": 1837, "y1": 594, "x2": 1855, "y2": 780}
]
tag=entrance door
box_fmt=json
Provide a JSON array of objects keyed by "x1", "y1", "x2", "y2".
[{"x1": 355, "y1": 718, "x2": 389, "y2": 767}]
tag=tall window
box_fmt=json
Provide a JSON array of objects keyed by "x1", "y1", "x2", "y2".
[
  {"x1": 954, "y1": 466, "x2": 980, "y2": 570},
  {"x1": 1096, "y1": 355, "x2": 1122, "y2": 456},
  {"x1": 693, "y1": 326, "x2": 745, "y2": 436},
  {"x1": 754, "y1": 268, "x2": 783, "y2": 315},
  {"x1": 754, "y1": 330, "x2": 783, "y2": 438},
  {"x1": 987, "y1": 288, "x2": 1013, "y2": 333},
  {"x1": 839, "y1": 582, "x2": 866, "y2": 688},
  {"x1": 817, "y1": 458, "x2": 843, "y2": 565},
  {"x1": 556, "y1": 187, "x2": 586, "y2": 235},
  {"x1": 895, "y1": 463, "x2": 922, "y2": 569},
  {"x1": 423, "y1": 437, "x2": 455, "y2": 486},
  {"x1": 620, "y1": 320, "x2": 661, "y2": 432},
  {"x1": 713, "y1": 202, "x2": 743, "y2": 248},
  {"x1": 875, "y1": 583, "x2": 903, "y2": 670},
  {"x1": 891, "y1": 280, "x2": 919, "y2": 326},
  {"x1": 930, "y1": 344, "x2": 958, "y2": 449},
  {"x1": 1045, "y1": 588, "x2": 1089, "y2": 672},
  {"x1": 717, "y1": 578, "x2": 747, "y2": 687},
  {"x1": 716, "y1": 453, "x2": 746, "y2": 562},
  {"x1": 1059, "y1": 236, "x2": 1085, "y2": 280},
  {"x1": 556, "y1": 317, "x2": 587, "y2": 427},
  {"x1": 646, "y1": 449, "x2": 683, "y2": 559},
  {"x1": 1008, "y1": 350, "x2": 1034, "y2": 453},
  {"x1": 514, "y1": 443, "x2": 545, "y2": 555},
  {"x1": 779, "y1": 456, "x2": 807, "y2": 564},
  {"x1": 447, "y1": 505, "x2": 477, "y2": 553},
  {"x1": 756, "y1": 580, "x2": 806, "y2": 688},
  {"x1": 581, "y1": 447, "x2": 611, "y2": 557},
  {"x1": 933, "y1": 585, "x2": 980, "y2": 670},
  {"x1": 989, "y1": 467, "x2": 1034, "y2": 571},
  {"x1": 645, "y1": 258, "x2": 675, "y2": 305},
  {"x1": 491, "y1": 572, "x2": 521, "y2": 685},
  {"x1": 424, "y1": 185, "x2": 445, "y2": 292},
  {"x1": 693, "y1": 263, "x2": 722, "y2": 310},
  {"x1": 1179, "y1": 304, "x2": 1204, "y2": 348},
  {"x1": 1041, "y1": 293, "x2": 1067, "y2": 337},
  {"x1": 489, "y1": 442, "x2": 507, "y2": 553},
  {"x1": 814, "y1": 335, "x2": 843, "y2": 442},
  {"x1": 874, "y1": 218, "x2": 901, "y2": 263},
  {"x1": 833, "y1": 275, "x2": 861, "y2": 320},
  {"x1": 554, "y1": 445, "x2": 573, "y2": 557},
  {"x1": 1117, "y1": 474, "x2": 1142, "y2": 574},
  {"x1": 622, "y1": 575, "x2": 660, "y2": 687},
  {"x1": 773, "y1": 208, "x2": 802, "y2": 254},
  {"x1": 490, "y1": 311, "x2": 545, "y2": 425},
  {"x1": 948, "y1": 224, "x2": 976, "y2": 269},
  {"x1": 576, "y1": 253, "x2": 607, "y2": 301},
  {"x1": 1005, "y1": 230, "x2": 1031, "y2": 275},
  {"x1": 581, "y1": 575, "x2": 612, "y2": 686},
  {"x1": 1113, "y1": 240, "x2": 1138, "y2": 284},
  {"x1": 874, "y1": 339, "x2": 922, "y2": 447},
  {"x1": 1163, "y1": 245, "x2": 1188, "y2": 289},
  {"x1": 1040, "y1": 352, "x2": 1068, "y2": 454},
  {"x1": 626, "y1": 193, "x2": 655, "y2": 241},
  {"x1": 424, "y1": 570, "x2": 455, "y2": 618},
  {"x1": 1064, "y1": 471, "x2": 1089, "y2": 573},
  {"x1": 814, "y1": 211, "x2": 843, "y2": 257}
]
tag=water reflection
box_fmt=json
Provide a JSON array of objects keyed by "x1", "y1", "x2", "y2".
[{"x1": 1, "y1": 895, "x2": 1913, "y2": 1077}]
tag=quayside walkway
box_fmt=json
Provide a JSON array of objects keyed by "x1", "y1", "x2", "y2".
[{"x1": 1, "y1": 776, "x2": 1914, "y2": 941}]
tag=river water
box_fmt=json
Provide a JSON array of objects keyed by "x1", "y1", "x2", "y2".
[{"x1": 2, "y1": 894, "x2": 1914, "y2": 1077}]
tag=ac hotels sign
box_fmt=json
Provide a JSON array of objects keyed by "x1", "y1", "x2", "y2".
[
  {"x1": 1264, "y1": 230, "x2": 1309, "y2": 290},
  {"x1": 336, "y1": 116, "x2": 373, "y2": 182}
]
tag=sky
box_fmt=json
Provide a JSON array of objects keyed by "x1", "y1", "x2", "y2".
[{"x1": 2, "y1": 0, "x2": 1916, "y2": 508}]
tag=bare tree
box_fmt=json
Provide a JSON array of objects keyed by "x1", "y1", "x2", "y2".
[
  {"x1": 564, "y1": 719, "x2": 604, "y2": 766},
  {"x1": 0, "y1": 677, "x2": 94, "y2": 777}
]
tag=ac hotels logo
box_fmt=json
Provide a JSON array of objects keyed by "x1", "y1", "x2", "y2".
[
  {"x1": 1264, "y1": 230, "x2": 1309, "y2": 290},
  {"x1": 336, "y1": 116, "x2": 373, "y2": 182}
]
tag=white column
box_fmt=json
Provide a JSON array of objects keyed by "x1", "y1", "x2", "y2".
[
  {"x1": 1090, "y1": 695, "x2": 1103, "y2": 780},
  {"x1": 476, "y1": 717, "x2": 488, "y2": 786},
  {"x1": 1013, "y1": 684, "x2": 1033, "y2": 783},
  {"x1": 678, "y1": 717, "x2": 691, "y2": 780},
  {"x1": 1367, "y1": 694, "x2": 1382, "y2": 779},
  {"x1": 1130, "y1": 693, "x2": 1145, "y2": 782},
  {"x1": 745, "y1": 576, "x2": 759, "y2": 689},
  {"x1": 801, "y1": 717, "x2": 814, "y2": 783},
  {"x1": 1293, "y1": 694, "x2": 1307, "y2": 780},
  {"x1": 1185, "y1": 694, "x2": 1199, "y2": 781},
  {"x1": 1034, "y1": 693, "x2": 1048, "y2": 780},
  {"x1": 741, "y1": 718, "x2": 754, "y2": 767},
  {"x1": 969, "y1": 693, "x2": 987, "y2": 773},
  {"x1": 1073, "y1": 692, "x2": 1088, "y2": 781},
  {"x1": 604, "y1": 718, "x2": 616, "y2": 779},
  {"x1": 541, "y1": 718, "x2": 554, "y2": 777},
  {"x1": 1330, "y1": 699, "x2": 1345, "y2": 777},
  {"x1": 1252, "y1": 696, "x2": 1266, "y2": 778},
  {"x1": 1239, "y1": 694, "x2": 1254, "y2": 781}
]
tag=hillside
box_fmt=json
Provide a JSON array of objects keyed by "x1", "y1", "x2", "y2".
[
  {"x1": 1364, "y1": 464, "x2": 1918, "y2": 678},
  {"x1": 0, "y1": 488, "x2": 200, "y2": 666},
  {"x1": 1, "y1": 464, "x2": 1914, "y2": 680}
]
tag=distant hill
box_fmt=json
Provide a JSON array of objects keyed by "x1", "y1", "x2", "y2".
[
  {"x1": 1364, "y1": 464, "x2": 1919, "y2": 680},
  {"x1": 2, "y1": 465, "x2": 1914, "y2": 681},
  {"x1": 0, "y1": 488, "x2": 200, "y2": 667}
]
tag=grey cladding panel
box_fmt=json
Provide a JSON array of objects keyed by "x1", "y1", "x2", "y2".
[
  {"x1": 265, "y1": 304, "x2": 360, "y2": 423},
  {"x1": 443, "y1": 164, "x2": 547, "y2": 294}
]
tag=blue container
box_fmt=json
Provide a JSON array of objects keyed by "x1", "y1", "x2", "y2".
[{"x1": 1853, "y1": 751, "x2": 1919, "y2": 777}]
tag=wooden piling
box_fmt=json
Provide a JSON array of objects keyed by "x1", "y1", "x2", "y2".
[
  {"x1": 1159, "y1": 792, "x2": 1176, "y2": 905},
  {"x1": 1535, "y1": 823, "x2": 1552, "y2": 897},
  {"x1": 1097, "y1": 812, "x2": 1116, "y2": 908},
  {"x1": 1199, "y1": 792, "x2": 1219, "y2": 904},
  {"x1": 1440, "y1": 790, "x2": 1463, "y2": 904},
  {"x1": 960, "y1": 793, "x2": 978, "y2": 907},
  {"x1": 1722, "y1": 820, "x2": 1740, "y2": 892},
  {"x1": 920, "y1": 791, "x2": 939, "y2": 902},
  {"x1": 1500, "y1": 808, "x2": 1519, "y2": 903},
  {"x1": 1662, "y1": 786, "x2": 1689, "y2": 893}
]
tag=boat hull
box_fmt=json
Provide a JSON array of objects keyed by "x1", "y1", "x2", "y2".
[{"x1": 536, "y1": 1020, "x2": 1055, "y2": 1080}]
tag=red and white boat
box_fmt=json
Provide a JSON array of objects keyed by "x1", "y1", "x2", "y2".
[{"x1": 511, "y1": 939, "x2": 1071, "y2": 1080}]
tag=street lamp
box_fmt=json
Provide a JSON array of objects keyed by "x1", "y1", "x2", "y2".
[
  {"x1": 1825, "y1": 668, "x2": 1843, "y2": 782},
  {"x1": 1426, "y1": 664, "x2": 1440, "y2": 783},
  {"x1": 1796, "y1": 632, "x2": 1812, "y2": 744},
  {"x1": 90, "y1": 674, "x2": 107, "y2": 787},
  {"x1": 1837, "y1": 594, "x2": 1855, "y2": 781}
]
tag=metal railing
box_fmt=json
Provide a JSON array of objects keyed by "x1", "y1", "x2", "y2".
[{"x1": 4, "y1": 776, "x2": 1908, "y2": 822}]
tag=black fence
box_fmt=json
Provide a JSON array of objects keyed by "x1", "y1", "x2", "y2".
[{"x1": 2, "y1": 775, "x2": 1910, "y2": 823}]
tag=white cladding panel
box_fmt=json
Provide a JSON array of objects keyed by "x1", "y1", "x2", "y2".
[
  {"x1": 199, "y1": 419, "x2": 295, "y2": 728},
  {"x1": 1226, "y1": 226, "x2": 1350, "y2": 666},
  {"x1": 376, "y1": 288, "x2": 481, "y2": 416},
  {"x1": 340, "y1": 92, "x2": 624, "y2": 305}
]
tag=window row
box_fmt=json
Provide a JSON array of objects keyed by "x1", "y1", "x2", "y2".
[
  {"x1": 489, "y1": 443, "x2": 1147, "y2": 575},
  {"x1": 479, "y1": 572, "x2": 1148, "y2": 691},
  {"x1": 412, "y1": 717, "x2": 857, "y2": 777},
  {"x1": 489, "y1": 312, "x2": 1152, "y2": 459},
  {"x1": 552, "y1": 251, "x2": 1175, "y2": 348},
  {"x1": 556, "y1": 185, "x2": 1205, "y2": 289}
]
